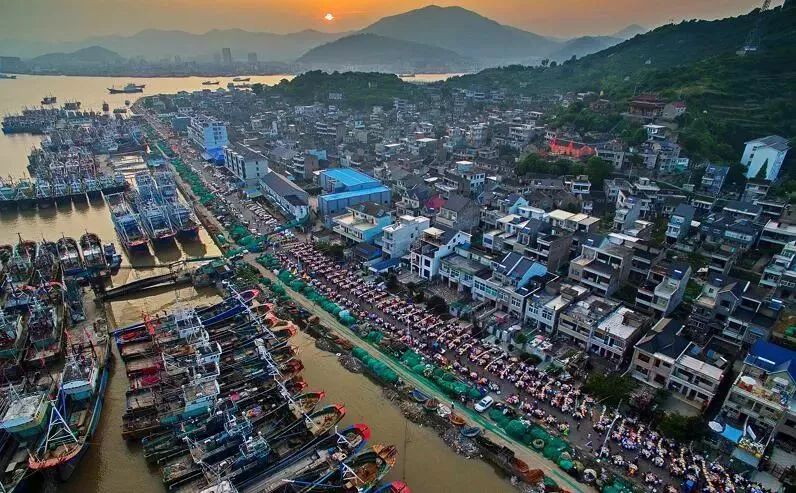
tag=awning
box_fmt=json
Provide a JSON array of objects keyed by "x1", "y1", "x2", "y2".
[
  {"x1": 369, "y1": 258, "x2": 401, "y2": 273},
  {"x1": 354, "y1": 243, "x2": 382, "y2": 260},
  {"x1": 243, "y1": 188, "x2": 263, "y2": 199},
  {"x1": 732, "y1": 447, "x2": 761, "y2": 467}
]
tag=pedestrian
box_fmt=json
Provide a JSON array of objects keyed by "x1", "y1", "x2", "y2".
[
  {"x1": 576, "y1": 421, "x2": 581, "y2": 431},
  {"x1": 451, "y1": 401, "x2": 455, "y2": 411}
]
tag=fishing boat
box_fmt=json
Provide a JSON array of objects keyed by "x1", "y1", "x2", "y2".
[
  {"x1": 284, "y1": 444, "x2": 398, "y2": 493},
  {"x1": 6, "y1": 242, "x2": 34, "y2": 288},
  {"x1": 113, "y1": 289, "x2": 259, "y2": 346},
  {"x1": 202, "y1": 81, "x2": 220, "y2": 86},
  {"x1": 139, "y1": 203, "x2": 176, "y2": 243},
  {"x1": 108, "y1": 83, "x2": 144, "y2": 94},
  {"x1": 409, "y1": 389, "x2": 429, "y2": 403},
  {"x1": 106, "y1": 193, "x2": 149, "y2": 251},
  {"x1": 103, "y1": 243, "x2": 122, "y2": 273},
  {"x1": 0, "y1": 245, "x2": 12, "y2": 265},
  {"x1": 0, "y1": 383, "x2": 53, "y2": 444},
  {"x1": 79, "y1": 232, "x2": 107, "y2": 273},
  {"x1": 236, "y1": 424, "x2": 371, "y2": 493},
  {"x1": 232, "y1": 77, "x2": 250, "y2": 82},
  {"x1": 28, "y1": 330, "x2": 110, "y2": 480},
  {"x1": 373, "y1": 481, "x2": 411, "y2": 493},
  {"x1": 41, "y1": 96, "x2": 57, "y2": 105},
  {"x1": 24, "y1": 296, "x2": 65, "y2": 367},
  {"x1": 0, "y1": 308, "x2": 27, "y2": 382},
  {"x1": 56, "y1": 237, "x2": 84, "y2": 277},
  {"x1": 102, "y1": 102, "x2": 110, "y2": 112},
  {"x1": 62, "y1": 101, "x2": 81, "y2": 111},
  {"x1": 163, "y1": 404, "x2": 347, "y2": 491}
]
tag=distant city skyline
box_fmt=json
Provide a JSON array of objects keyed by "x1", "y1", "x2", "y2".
[{"x1": 1, "y1": 0, "x2": 778, "y2": 41}]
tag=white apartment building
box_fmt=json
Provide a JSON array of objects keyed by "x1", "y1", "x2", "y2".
[
  {"x1": 741, "y1": 135, "x2": 790, "y2": 181},
  {"x1": 381, "y1": 215, "x2": 430, "y2": 259},
  {"x1": 410, "y1": 227, "x2": 471, "y2": 280},
  {"x1": 188, "y1": 115, "x2": 228, "y2": 151},
  {"x1": 223, "y1": 143, "x2": 269, "y2": 187}
]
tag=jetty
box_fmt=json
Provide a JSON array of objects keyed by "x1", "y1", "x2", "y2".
[{"x1": 96, "y1": 257, "x2": 226, "y2": 300}]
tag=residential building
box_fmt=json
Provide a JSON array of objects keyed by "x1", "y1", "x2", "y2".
[
  {"x1": 558, "y1": 296, "x2": 647, "y2": 362},
  {"x1": 701, "y1": 164, "x2": 729, "y2": 197},
  {"x1": 718, "y1": 341, "x2": 796, "y2": 469},
  {"x1": 435, "y1": 194, "x2": 481, "y2": 233},
  {"x1": 666, "y1": 204, "x2": 696, "y2": 243},
  {"x1": 568, "y1": 234, "x2": 634, "y2": 297},
  {"x1": 636, "y1": 262, "x2": 692, "y2": 316},
  {"x1": 525, "y1": 283, "x2": 589, "y2": 333},
  {"x1": 563, "y1": 175, "x2": 592, "y2": 195},
  {"x1": 760, "y1": 218, "x2": 796, "y2": 247},
  {"x1": 188, "y1": 115, "x2": 228, "y2": 152},
  {"x1": 700, "y1": 214, "x2": 760, "y2": 251},
  {"x1": 627, "y1": 94, "x2": 666, "y2": 120},
  {"x1": 223, "y1": 143, "x2": 269, "y2": 187},
  {"x1": 381, "y1": 215, "x2": 430, "y2": 259},
  {"x1": 221, "y1": 47, "x2": 232, "y2": 64},
  {"x1": 472, "y1": 252, "x2": 551, "y2": 317},
  {"x1": 259, "y1": 171, "x2": 310, "y2": 220},
  {"x1": 332, "y1": 202, "x2": 393, "y2": 245},
  {"x1": 410, "y1": 227, "x2": 471, "y2": 280},
  {"x1": 547, "y1": 210, "x2": 600, "y2": 235},
  {"x1": 742, "y1": 180, "x2": 771, "y2": 203},
  {"x1": 741, "y1": 135, "x2": 791, "y2": 181},
  {"x1": 688, "y1": 275, "x2": 748, "y2": 340},
  {"x1": 439, "y1": 254, "x2": 491, "y2": 294},
  {"x1": 760, "y1": 241, "x2": 796, "y2": 293},
  {"x1": 633, "y1": 319, "x2": 728, "y2": 411}
]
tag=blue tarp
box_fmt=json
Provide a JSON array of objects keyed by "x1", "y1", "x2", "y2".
[{"x1": 720, "y1": 424, "x2": 743, "y2": 443}]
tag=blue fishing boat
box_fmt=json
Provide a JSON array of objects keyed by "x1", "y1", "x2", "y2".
[
  {"x1": 29, "y1": 330, "x2": 110, "y2": 480},
  {"x1": 106, "y1": 193, "x2": 149, "y2": 251}
]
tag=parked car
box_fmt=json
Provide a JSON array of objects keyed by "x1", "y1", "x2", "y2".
[{"x1": 474, "y1": 396, "x2": 494, "y2": 413}]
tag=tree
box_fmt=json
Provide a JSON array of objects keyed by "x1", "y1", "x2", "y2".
[
  {"x1": 583, "y1": 374, "x2": 636, "y2": 406},
  {"x1": 549, "y1": 61, "x2": 558, "y2": 68},
  {"x1": 628, "y1": 153, "x2": 644, "y2": 168},
  {"x1": 585, "y1": 156, "x2": 613, "y2": 187},
  {"x1": 657, "y1": 413, "x2": 706, "y2": 442},
  {"x1": 755, "y1": 159, "x2": 769, "y2": 180},
  {"x1": 426, "y1": 295, "x2": 448, "y2": 315},
  {"x1": 541, "y1": 59, "x2": 550, "y2": 67},
  {"x1": 251, "y1": 83, "x2": 265, "y2": 95}
]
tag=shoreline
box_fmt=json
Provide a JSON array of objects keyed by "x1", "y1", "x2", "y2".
[{"x1": 2, "y1": 72, "x2": 464, "y2": 80}]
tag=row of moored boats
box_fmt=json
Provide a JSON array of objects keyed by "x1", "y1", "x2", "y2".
[
  {"x1": 108, "y1": 170, "x2": 200, "y2": 251},
  {"x1": 0, "y1": 236, "x2": 111, "y2": 489},
  {"x1": 115, "y1": 285, "x2": 407, "y2": 493}
]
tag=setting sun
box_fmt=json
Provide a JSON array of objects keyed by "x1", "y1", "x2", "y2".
[{"x1": 324, "y1": 12, "x2": 335, "y2": 21}]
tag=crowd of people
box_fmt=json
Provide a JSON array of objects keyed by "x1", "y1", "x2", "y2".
[{"x1": 266, "y1": 236, "x2": 773, "y2": 493}]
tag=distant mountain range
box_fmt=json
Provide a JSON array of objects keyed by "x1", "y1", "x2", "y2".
[
  {"x1": 2, "y1": 5, "x2": 650, "y2": 71},
  {"x1": 30, "y1": 46, "x2": 124, "y2": 66},
  {"x1": 297, "y1": 33, "x2": 475, "y2": 72}
]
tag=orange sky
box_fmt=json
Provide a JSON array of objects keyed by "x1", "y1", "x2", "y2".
[{"x1": 1, "y1": 0, "x2": 774, "y2": 41}]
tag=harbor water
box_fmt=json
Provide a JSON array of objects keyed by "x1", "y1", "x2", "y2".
[{"x1": 0, "y1": 75, "x2": 513, "y2": 492}]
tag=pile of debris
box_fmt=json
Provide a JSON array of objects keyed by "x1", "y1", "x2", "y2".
[
  {"x1": 442, "y1": 428, "x2": 479, "y2": 458},
  {"x1": 399, "y1": 401, "x2": 425, "y2": 423},
  {"x1": 338, "y1": 354, "x2": 364, "y2": 373}
]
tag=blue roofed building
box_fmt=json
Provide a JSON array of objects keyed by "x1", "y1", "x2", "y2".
[
  {"x1": 316, "y1": 168, "x2": 391, "y2": 220},
  {"x1": 717, "y1": 341, "x2": 796, "y2": 471},
  {"x1": 701, "y1": 164, "x2": 729, "y2": 197}
]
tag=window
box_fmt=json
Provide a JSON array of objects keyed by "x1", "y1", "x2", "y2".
[{"x1": 638, "y1": 354, "x2": 651, "y2": 363}]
